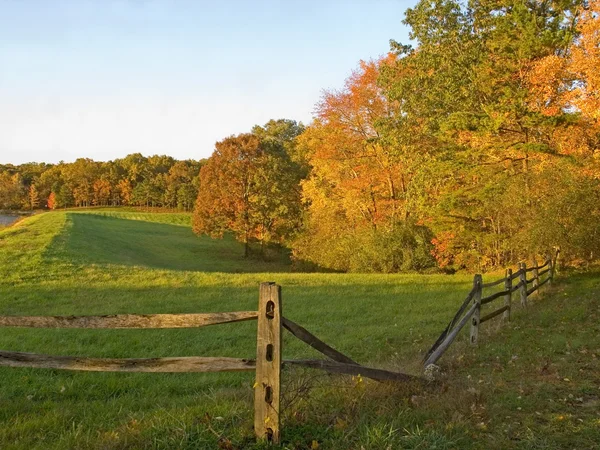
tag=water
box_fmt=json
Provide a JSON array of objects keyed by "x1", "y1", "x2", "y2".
[{"x1": 0, "y1": 214, "x2": 19, "y2": 226}]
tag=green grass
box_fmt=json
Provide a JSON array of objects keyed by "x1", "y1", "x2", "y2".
[{"x1": 0, "y1": 210, "x2": 597, "y2": 449}]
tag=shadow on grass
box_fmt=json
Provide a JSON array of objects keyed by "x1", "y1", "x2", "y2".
[{"x1": 48, "y1": 213, "x2": 294, "y2": 273}]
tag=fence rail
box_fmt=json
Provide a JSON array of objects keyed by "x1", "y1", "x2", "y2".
[
  {"x1": 1, "y1": 251, "x2": 561, "y2": 443},
  {"x1": 0, "y1": 312, "x2": 258, "y2": 329},
  {"x1": 0, "y1": 351, "x2": 256, "y2": 372},
  {"x1": 0, "y1": 281, "x2": 414, "y2": 445},
  {"x1": 423, "y1": 249, "x2": 559, "y2": 368}
]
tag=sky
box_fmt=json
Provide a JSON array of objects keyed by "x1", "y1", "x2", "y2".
[{"x1": 0, "y1": 0, "x2": 414, "y2": 165}]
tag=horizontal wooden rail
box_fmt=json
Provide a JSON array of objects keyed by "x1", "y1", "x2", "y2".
[
  {"x1": 480, "y1": 289, "x2": 508, "y2": 305},
  {"x1": 480, "y1": 305, "x2": 509, "y2": 323},
  {"x1": 527, "y1": 276, "x2": 550, "y2": 295},
  {"x1": 481, "y1": 277, "x2": 507, "y2": 289},
  {"x1": 282, "y1": 317, "x2": 358, "y2": 365},
  {"x1": 0, "y1": 351, "x2": 256, "y2": 372},
  {"x1": 284, "y1": 360, "x2": 418, "y2": 382},
  {"x1": 0, "y1": 312, "x2": 258, "y2": 329},
  {"x1": 0, "y1": 351, "x2": 418, "y2": 383},
  {"x1": 480, "y1": 282, "x2": 522, "y2": 305},
  {"x1": 525, "y1": 276, "x2": 536, "y2": 284},
  {"x1": 509, "y1": 269, "x2": 523, "y2": 281},
  {"x1": 526, "y1": 284, "x2": 538, "y2": 296},
  {"x1": 538, "y1": 268, "x2": 550, "y2": 277},
  {"x1": 423, "y1": 301, "x2": 478, "y2": 367}
]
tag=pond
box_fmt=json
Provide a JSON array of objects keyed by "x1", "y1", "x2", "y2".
[{"x1": 0, "y1": 214, "x2": 20, "y2": 227}]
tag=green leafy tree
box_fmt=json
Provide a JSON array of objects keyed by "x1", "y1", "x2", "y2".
[{"x1": 193, "y1": 124, "x2": 304, "y2": 258}]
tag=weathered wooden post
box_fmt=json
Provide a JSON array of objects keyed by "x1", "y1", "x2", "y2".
[
  {"x1": 255, "y1": 282, "x2": 282, "y2": 444},
  {"x1": 470, "y1": 274, "x2": 482, "y2": 345},
  {"x1": 552, "y1": 247, "x2": 560, "y2": 278},
  {"x1": 519, "y1": 262, "x2": 528, "y2": 307},
  {"x1": 503, "y1": 268, "x2": 512, "y2": 322},
  {"x1": 532, "y1": 257, "x2": 540, "y2": 297}
]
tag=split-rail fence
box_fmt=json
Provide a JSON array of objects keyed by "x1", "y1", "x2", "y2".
[
  {"x1": 423, "y1": 250, "x2": 560, "y2": 368},
  {"x1": 0, "y1": 282, "x2": 416, "y2": 444},
  {"x1": 0, "y1": 251, "x2": 560, "y2": 443}
]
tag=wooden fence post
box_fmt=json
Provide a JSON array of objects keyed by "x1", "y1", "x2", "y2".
[
  {"x1": 255, "y1": 282, "x2": 282, "y2": 444},
  {"x1": 503, "y1": 268, "x2": 512, "y2": 322},
  {"x1": 552, "y1": 247, "x2": 560, "y2": 278},
  {"x1": 548, "y1": 254, "x2": 554, "y2": 286},
  {"x1": 519, "y1": 262, "x2": 528, "y2": 307},
  {"x1": 470, "y1": 274, "x2": 482, "y2": 345},
  {"x1": 532, "y1": 257, "x2": 539, "y2": 297}
]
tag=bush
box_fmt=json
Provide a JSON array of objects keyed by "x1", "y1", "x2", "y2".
[{"x1": 293, "y1": 222, "x2": 436, "y2": 273}]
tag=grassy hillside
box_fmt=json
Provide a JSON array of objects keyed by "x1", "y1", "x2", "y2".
[{"x1": 0, "y1": 210, "x2": 597, "y2": 449}]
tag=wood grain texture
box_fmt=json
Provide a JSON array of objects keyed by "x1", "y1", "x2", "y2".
[
  {"x1": 0, "y1": 312, "x2": 258, "y2": 329},
  {"x1": 0, "y1": 351, "x2": 256, "y2": 372},
  {"x1": 254, "y1": 282, "x2": 281, "y2": 444},
  {"x1": 282, "y1": 317, "x2": 358, "y2": 365}
]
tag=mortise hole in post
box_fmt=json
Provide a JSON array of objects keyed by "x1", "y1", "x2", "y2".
[
  {"x1": 472, "y1": 318, "x2": 477, "y2": 326},
  {"x1": 266, "y1": 428, "x2": 274, "y2": 442},
  {"x1": 266, "y1": 344, "x2": 274, "y2": 362},
  {"x1": 265, "y1": 301, "x2": 275, "y2": 319},
  {"x1": 265, "y1": 385, "x2": 273, "y2": 403}
]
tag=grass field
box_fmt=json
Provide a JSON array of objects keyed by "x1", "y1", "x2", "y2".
[{"x1": 0, "y1": 210, "x2": 598, "y2": 449}]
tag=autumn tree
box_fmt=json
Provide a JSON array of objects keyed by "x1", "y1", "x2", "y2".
[
  {"x1": 293, "y1": 57, "x2": 435, "y2": 272},
  {"x1": 0, "y1": 154, "x2": 203, "y2": 212},
  {"x1": 193, "y1": 124, "x2": 303, "y2": 258},
  {"x1": 0, "y1": 172, "x2": 24, "y2": 209},
  {"x1": 47, "y1": 192, "x2": 56, "y2": 210},
  {"x1": 376, "y1": 0, "x2": 588, "y2": 270},
  {"x1": 92, "y1": 179, "x2": 111, "y2": 206},
  {"x1": 27, "y1": 184, "x2": 40, "y2": 210}
]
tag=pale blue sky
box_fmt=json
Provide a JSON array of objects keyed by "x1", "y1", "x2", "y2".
[{"x1": 0, "y1": 0, "x2": 414, "y2": 164}]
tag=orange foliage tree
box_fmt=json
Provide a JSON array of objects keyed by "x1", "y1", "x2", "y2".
[
  {"x1": 193, "y1": 130, "x2": 302, "y2": 258},
  {"x1": 294, "y1": 57, "x2": 435, "y2": 272},
  {"x1": 47, "y1": 192, "x2": 56, "y2": 210}
]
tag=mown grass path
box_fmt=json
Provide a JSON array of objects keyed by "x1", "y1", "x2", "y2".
[{"x1": 0, "y1": 210, "x2": 597, "y2": 449}]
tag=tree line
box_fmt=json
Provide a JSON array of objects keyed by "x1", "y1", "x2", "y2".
[
  {"x1": 3, "y1": 0, "x2": 599, "y2": 273},
  {"x1": 194, "y1": 0, "x2": 600, "y2": 272},
  {"x1": 0, "y1": 154, "x2": 203, "y2": 211}
]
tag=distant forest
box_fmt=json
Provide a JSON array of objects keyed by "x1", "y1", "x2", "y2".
[
  {"x1": 2, "y1": 0, "x2": 599, "y2": 273},
  {"x1": 0, "y1": 155, "x2": 203, "y2": 211}
]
